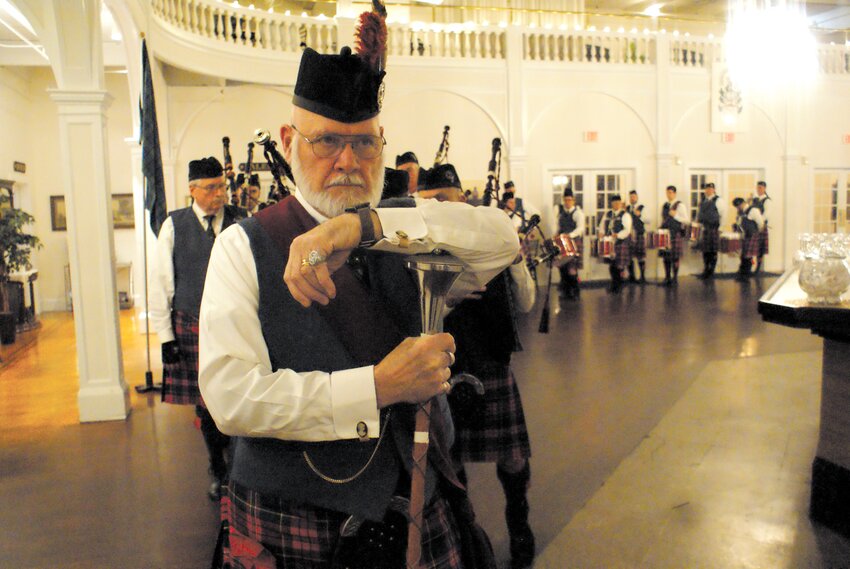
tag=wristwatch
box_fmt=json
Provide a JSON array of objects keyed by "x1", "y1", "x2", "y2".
[{"x1": 345, "y1": 203, "x2": 379, "y2": 248}]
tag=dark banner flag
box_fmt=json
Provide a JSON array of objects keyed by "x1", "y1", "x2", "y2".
[{"x1": 140, "y1": 39, "x2": 167, "y2": 236}]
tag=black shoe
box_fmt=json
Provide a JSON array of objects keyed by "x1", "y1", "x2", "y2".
[
  {"x1": 509, "y1": 526, "x2": 535, "y2": 569},
  {"x1": 208, "y1": 479, "x2": 223, "y2": 501}
]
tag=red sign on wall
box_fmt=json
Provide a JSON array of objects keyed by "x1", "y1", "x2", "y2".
[
  {"x1": 722, "y1": 132, "x2": 735, "y2": 144},
  {"x1": 843, "y1": 134, "x2": 850, "y2": 145},
  {"x1": 583, "y1": 131, "x2": 599, "y2": 143}
]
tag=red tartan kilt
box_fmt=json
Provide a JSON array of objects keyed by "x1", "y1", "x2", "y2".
[
  {"x1": 758, "y1": 227, "x2": 769, "y2": 256},
  {"x1": 162, "y1": 310, "x2": 203, "y2": 406},
  {"x1": 222, "y1": 482, "x2": 463, "y2": 569},
  {"x1": 454, "y1": 368, "x2": 531, "y2": 464},
  {"x1": 699, "y1": 226, "x2": 721, "y2": 253},
  {"x1": 659, "y1": 232, "x2": 685, "y2": 260},
  {"x1": 610, "y1": 238, "x2": 631, "y2": 270},
  {"x1": 743, "y1": 234, "x2": 761, "y2": 259},
  {"x1": 555, "y1": 236, "x2": 584, "y2": 270},
  {"x1": 630, "y1": 233, "x2": 647, "y2": 259}
]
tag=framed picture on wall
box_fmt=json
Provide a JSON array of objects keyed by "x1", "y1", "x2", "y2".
[
  {"x1": 111, "y1": 194, "x2": 135, "y2": 229},
  {"x1": 50, "y1": 195, "x2": 67, "y2": 231}
]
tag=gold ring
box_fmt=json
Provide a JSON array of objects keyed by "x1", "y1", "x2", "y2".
[{"x1": 442, "y1": 381, "x2": 451, "y2": 393}]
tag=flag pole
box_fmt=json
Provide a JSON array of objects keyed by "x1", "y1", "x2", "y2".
[
  {"x1": 136, "y1": 32, "x2": 161, "y2": 394},
  {"x1": 136, "y1": 180, "x2": 161, "y2": 393}
]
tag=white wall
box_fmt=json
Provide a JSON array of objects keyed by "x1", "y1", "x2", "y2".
[
  {"x1": 0, "y1": 67, "x2": 135, "y2": 312},
  {"x1": 2, "y1": 44, "x2": 848, "y2": 308}
]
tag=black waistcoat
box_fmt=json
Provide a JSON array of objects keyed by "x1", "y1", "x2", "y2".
[
  {"x1": 698, "y1": 196, "x2": 720, "y2": 228},
  {"x1": 171, "y1": 205, "x2": 242, "y2": 316},
  {"x1": 627, "y1": 204, "x2": 645, "y2": 234},
  {"x1": 662, "y1": 201, "x2": 683, "y2": 235},
  {"x1": 444, "y1": 270, "x2": 519, "y2": 378},
  {"x1": 741, "y1": 207, "x2": 759, "y2": 237},
  {"x1": 558, "y1": 205, "x2": 578, "y2": 235}
]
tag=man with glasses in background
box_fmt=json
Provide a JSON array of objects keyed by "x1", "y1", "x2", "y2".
[
  {"x1": 199, "y1": 44, "x2": 518, "y2": 567},
  {"x1": 150, "y1": 156, "x2": 246, "y2": 501}
]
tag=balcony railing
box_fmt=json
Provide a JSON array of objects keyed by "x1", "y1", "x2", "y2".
[{"x1": 150, "y1": 0, "x2": 850, "y2": 74}]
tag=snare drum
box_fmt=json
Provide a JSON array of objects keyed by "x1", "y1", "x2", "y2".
[
  {"x1": 690, "y1": 222, "x2": 702, "y2": 242},
  {"x1": 656, "y1": 229, "x2": 671, "y2": 251},
  {"x1": 720, "y1": 232, "x2": 742, "y2": 254},
  {"x1": 597, "y1": 236, "x2": 615, "y2": 259},
  {"x1": 645, "y1": 231, "x2": 657, "y2": 250},
  {"x1": 553, "y1": 234, "x2": 578, "y2": 259}
]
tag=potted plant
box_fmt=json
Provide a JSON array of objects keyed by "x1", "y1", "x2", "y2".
[{"x1": 0, "y1": 191, "x2": 42, "y2": 344}]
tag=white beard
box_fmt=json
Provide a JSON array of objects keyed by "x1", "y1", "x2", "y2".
[{"x1": 290, "y1": 136, "x2": 384, "y2": 218}]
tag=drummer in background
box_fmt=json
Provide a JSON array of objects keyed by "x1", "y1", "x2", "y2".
[
  {"x1": 598, "y1": 194, "x2": 632, "y2": 294},
  {"x1": 696, "y1": 182, "x2": 726, "y2": 279},
  {"x1": 553, "y1": 187, "x2": 585, "y2": 300},
  {"x1": 626, "y1": 190, "x2": 649, "y2": 284},
  {"x1": 659, "y1": 185, "x2": 690, "y2": 286},
  {"x1": 751, "y1": 181, "x2": 770, "y2": 274},
  {"x1": 732, "y1": 197, "x2": 765, "y2": 281}
]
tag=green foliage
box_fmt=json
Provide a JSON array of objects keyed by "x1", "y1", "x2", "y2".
[{"x1": 0, "y1": 192, "x2": 42, "y2": 312}]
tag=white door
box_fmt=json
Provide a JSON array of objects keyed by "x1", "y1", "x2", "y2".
[
  {"x1": 814, "y1": 170, "x2": 850, "y2": 234},
  {"x1": 686, "y1": 169, "x2": 761, "y2": 275},
  {"x1": 548, "y1": 169, "x2": 633, "y2": 282}
]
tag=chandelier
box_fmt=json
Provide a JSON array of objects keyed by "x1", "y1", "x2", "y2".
[{"x1": 724, "y1": 0, "x2": 819, "y2": 93}]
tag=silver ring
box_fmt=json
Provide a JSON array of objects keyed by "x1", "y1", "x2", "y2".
[
  {"x1": 304, "y1": 249, "x2": 326, "y2": 267},
  {"x1": 446, "y1": 351, "x2": 455, "y2": 366}
]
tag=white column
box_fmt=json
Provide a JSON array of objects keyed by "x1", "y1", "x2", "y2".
[{"x1": 50, "y1": 89, "x2": 130, "y2": 423}]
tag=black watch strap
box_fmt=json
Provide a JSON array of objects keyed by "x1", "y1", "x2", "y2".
[{"x1": 346, "y1": 203, "x2": 378, "y2": 248}]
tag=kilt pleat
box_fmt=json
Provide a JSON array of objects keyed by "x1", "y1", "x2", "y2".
[
  {"x1": 613, "y1": 239, "x2": 631, "y2": 270},
  {"x1": 630, "y1": 233, "x2": 647, "y2": 259},
  {"x1": 758, "y1": 227, "x2": 769, "y2": 256},
  {"x1": 700, "y1": 226, "x2": 721, "y2": 253},
  {"x1": 454, "y1": 368, "x2": 531, "y2": 464},
  {"x1": 222, "y1": 482, "x2": 463, "y2": 569},
  {"x1": 743, "y1": 234, "x2": 761, "y2": 259},
  {"x1": 162, "y1": 310, "x2": 202, "y2": 406}
]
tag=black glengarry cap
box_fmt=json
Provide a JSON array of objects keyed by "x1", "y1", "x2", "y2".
[
  {"x1": 189, "y1": 157, "x2": 224, "y2": 181},
  {"x1": 293, "y1": 47, "x2": 385, "y2": 123},
  {"x1": 396, "y1": 151, "x2": 419, "y2": 167},
  {"x1": 423, "y1": 163, "x2": 462, "y2": 190}
]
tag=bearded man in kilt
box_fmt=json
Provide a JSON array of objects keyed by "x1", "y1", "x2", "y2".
[
  {"x1": 150, "y1": 156, "x2": 246, "y2": 501},
  {"x1": 696, "y1": 182, "x2": 726, "y2": 280},
  {"x1": 598, "y1": 195, "x2": 633, "y2": 294},
  {"x1": 733, "y1": 197, "x2": 765, "y2": 281},
  {"x1": 417, "y1": 165, "x2": 537, "y2": 569},
  {"x1": 198, "y1": 13, "x2": 519, "y2": 568}
]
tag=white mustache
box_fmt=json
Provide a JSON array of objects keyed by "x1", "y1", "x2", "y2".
[{"x1": 327, "y1": 174, "x2": 365, "y2": 187}]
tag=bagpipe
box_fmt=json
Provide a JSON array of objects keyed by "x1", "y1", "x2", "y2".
[
  {"x1": 481, "y1": 138, "x2": 501, "y2": 208},
  {"x1": 222, "y1": 136, "x2": 240, "y2": 207},
  {"x1": 434, "y1": 125, "x2": 450, "y2": 166},
  {"x1": 254, "y1": 128, "x2": 295, "y2": 206}
]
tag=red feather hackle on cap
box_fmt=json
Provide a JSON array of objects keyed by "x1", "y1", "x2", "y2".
[{"x1": 355, "y1": 2, "x2": 387, "y2": 73}]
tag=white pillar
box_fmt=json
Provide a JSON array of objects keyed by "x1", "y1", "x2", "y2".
[{"x1": 50, "y1": 89, "x2": 130, "y2": 423}]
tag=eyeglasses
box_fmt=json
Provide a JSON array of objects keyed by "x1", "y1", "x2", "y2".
[
  {"x1": 291, "y1": 125, "x2": 386, "y2": 160},
  {"x1": 192, "y1": 182, "x2": 226, "y2": 193}
]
